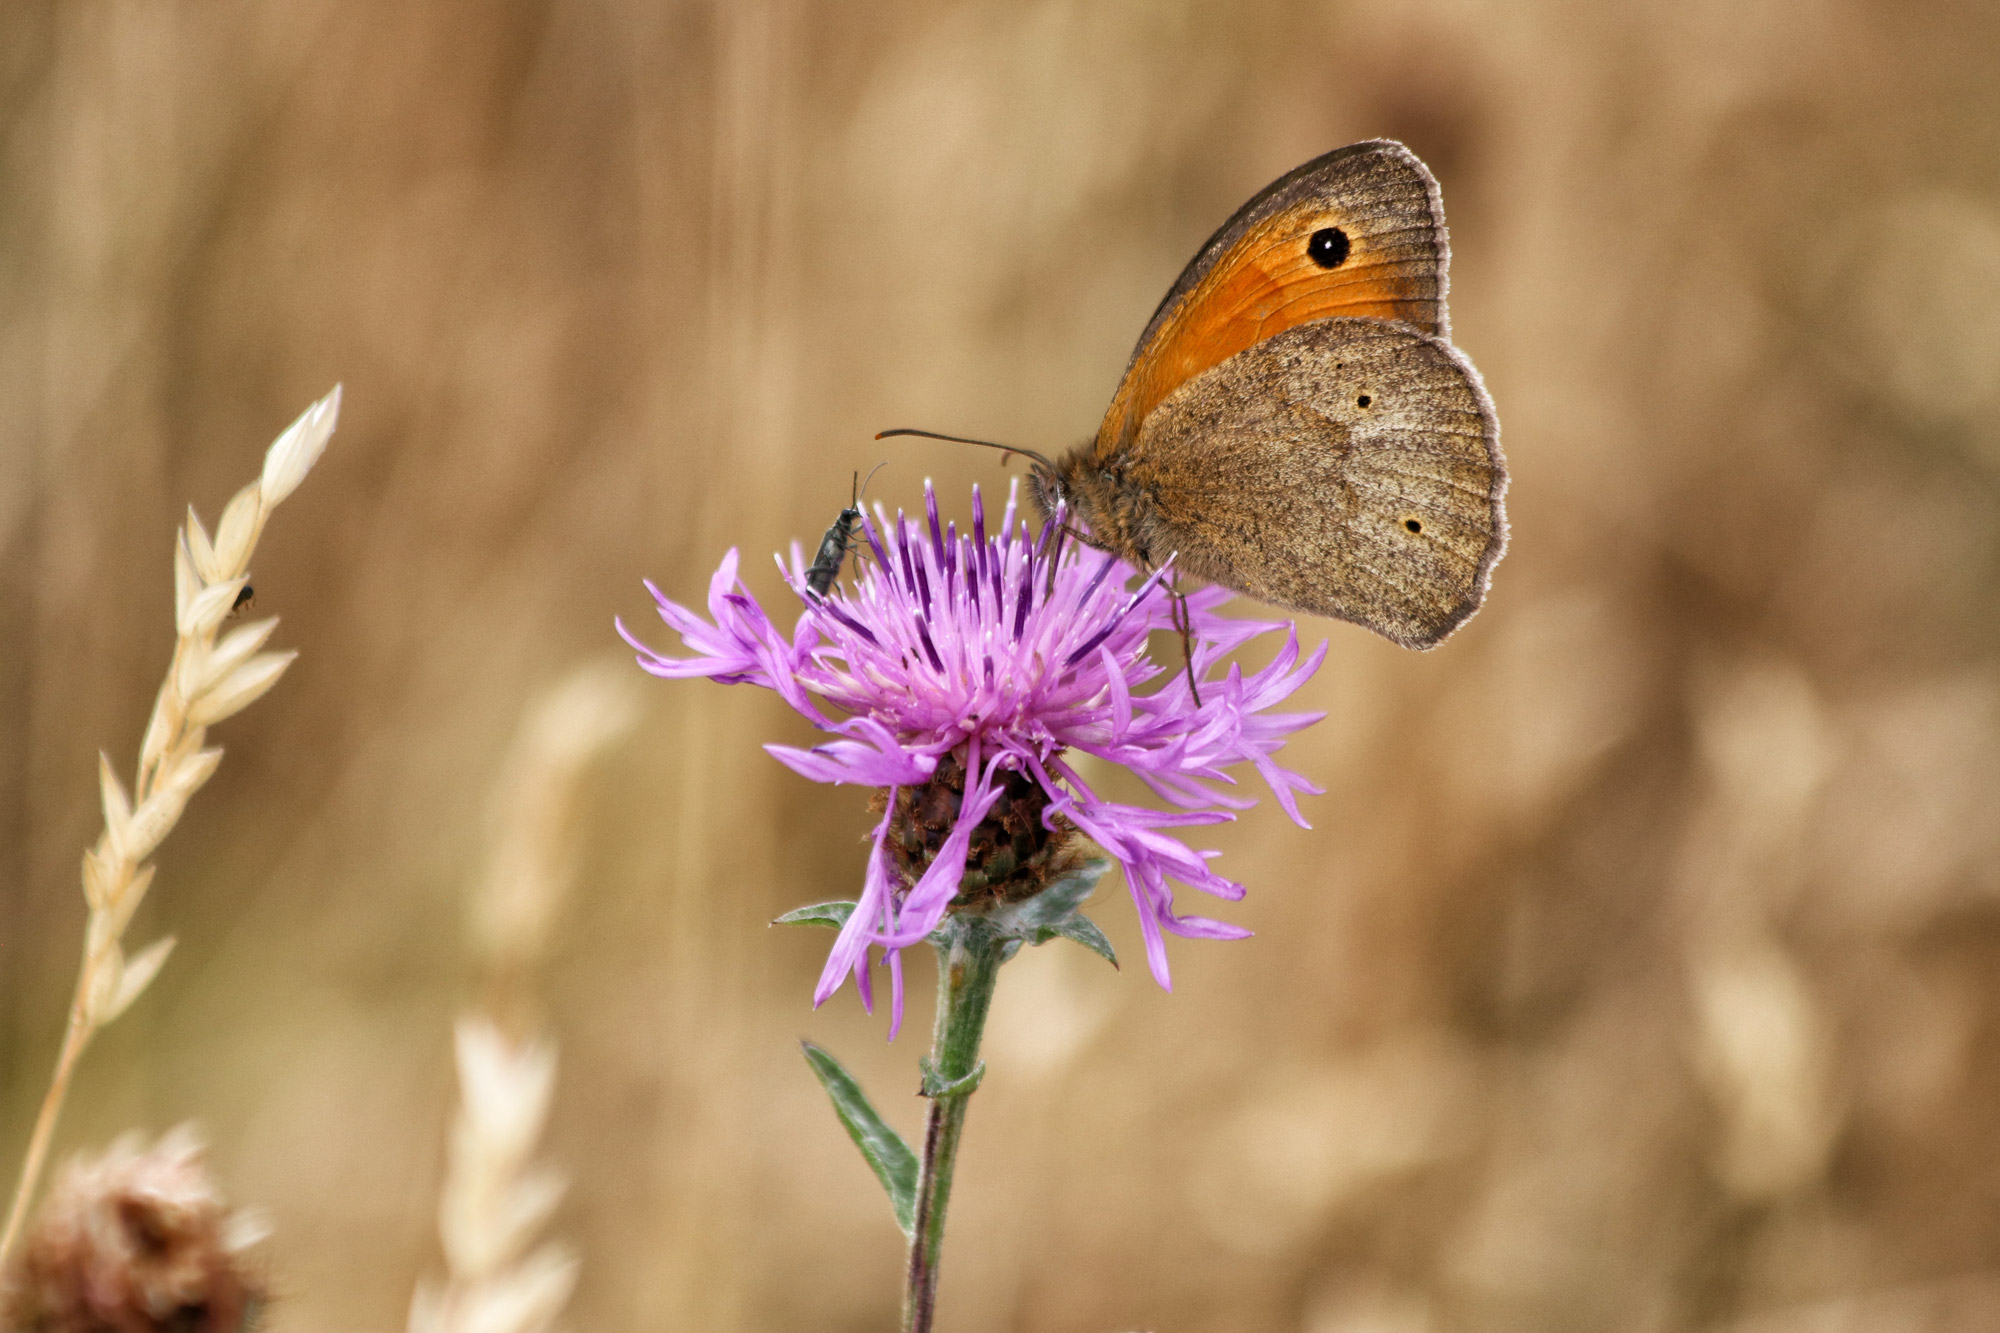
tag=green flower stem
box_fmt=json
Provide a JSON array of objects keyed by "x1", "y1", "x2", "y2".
[{"x1": 903, "y1": 920, "x2": 1006, "y2": 1333}]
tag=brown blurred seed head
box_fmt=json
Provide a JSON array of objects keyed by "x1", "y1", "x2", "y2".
[{"x1": 2, "y1": 1128, "x2": 266, "y2": 1333}]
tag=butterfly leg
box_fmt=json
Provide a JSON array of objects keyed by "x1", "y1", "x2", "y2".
[
  {"x1": 1167, "y1": 570, "x2": 1202, "y2": 708},
  {"x1": 1063, "y1": 522, "x2": 1113, "y2": 552}
]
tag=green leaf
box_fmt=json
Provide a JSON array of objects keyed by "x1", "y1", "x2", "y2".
[
  {"x1": 773, "y1": 901, "x2": 857, "y2": 930},
  {"x1": 800, "y1": 1040, "x2": 918, "y2": 1236},
  {"x1": 1041, "y1": 912, "x2": 1118, "y2": 968},
  {"x1": 1004, "y1": 860, "x2": 1111, "y2": 931}
]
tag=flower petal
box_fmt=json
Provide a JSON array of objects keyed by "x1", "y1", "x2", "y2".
[
  {"x1": 766, "y1": 725, "x2": 934, "y2": 787},
  {"x1": 814, "y1": 801, "x2": 900, "y2": 1007}
]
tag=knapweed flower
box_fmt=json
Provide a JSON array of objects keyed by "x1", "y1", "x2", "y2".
[{"x1": 619, "y1": 481, "x2": 1325, "y2": 1034}]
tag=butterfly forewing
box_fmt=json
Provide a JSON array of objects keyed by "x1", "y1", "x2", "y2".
[
  {"x1": 1097, "y1": 141, "x2": 1450, "y2": 457},
  {"x1": 1127, "y1": 318, "x2": 1504, "y2": 647}
]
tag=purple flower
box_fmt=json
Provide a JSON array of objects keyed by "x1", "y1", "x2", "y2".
[{"x1": 619, "y1": 481, "x2": 1325, "y2": 1034}]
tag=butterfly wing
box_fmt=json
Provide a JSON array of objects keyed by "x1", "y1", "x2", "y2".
[
  {"x1": 1096, "y1": 140, "x2": 1450, "y2": 458},
  {"x1": 1125, "y1": 317, "x2": 1505, "y2": 648}
]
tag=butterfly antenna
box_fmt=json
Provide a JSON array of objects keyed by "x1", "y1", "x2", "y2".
[{"x1": 874, "y1": 428, "x2": 1056, "y2": 473}]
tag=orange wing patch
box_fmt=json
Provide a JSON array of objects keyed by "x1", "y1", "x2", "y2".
[{"x1": 1097, "y1": 199, "x2": 1445, "y2": 457}]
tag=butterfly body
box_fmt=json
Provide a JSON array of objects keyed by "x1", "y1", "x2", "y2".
[{"x1": 1032, "y1": 140, "x2": 1506, "y2": 648}]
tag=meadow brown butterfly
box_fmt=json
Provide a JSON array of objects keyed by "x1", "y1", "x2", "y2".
[{"x1": 1031, "y1": 139, "x2": 1506, "y2": 648}]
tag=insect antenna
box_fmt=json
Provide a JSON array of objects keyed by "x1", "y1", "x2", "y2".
[{"x1": 856, "y1": 459, "x2": 889, "y2": 504}]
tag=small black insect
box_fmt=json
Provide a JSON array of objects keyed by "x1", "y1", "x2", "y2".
[
  {"x1": 805, "y1": 463, "x2": 886, "y2": 596},
  {"x1": 229, "y1": 584, "x2": 256, "y2": 617}
]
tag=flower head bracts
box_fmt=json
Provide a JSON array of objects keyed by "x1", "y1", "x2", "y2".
[{"x1": 620, "y1": 480, "x2": 1325, "y2": 1034}]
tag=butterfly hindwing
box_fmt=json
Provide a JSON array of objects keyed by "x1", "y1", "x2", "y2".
[{"x1": 1123, "y1": 317, "x2": 1504, "y2": 648}]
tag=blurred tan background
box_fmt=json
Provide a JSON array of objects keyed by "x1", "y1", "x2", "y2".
[{"x1": 5, "y1": 2, "x2": 2000, "y2": 1330}]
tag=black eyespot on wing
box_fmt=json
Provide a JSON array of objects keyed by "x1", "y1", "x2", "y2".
[
  {"x1": 1307, "y1": 227, "x2": 1349, "y2": 269},
  {"x1": 1403, "y1": 518, "x2": 1422, "y2": 533},
  {"x1": 1356, "y1": 393, "x2": 1372, "y2": 408}
]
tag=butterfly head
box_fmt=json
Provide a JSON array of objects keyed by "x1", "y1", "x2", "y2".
[
  {"x1": 1026, "y1": 455, "x2": 1069, "y2": 528},
  {"x1": 1031, "y1": 444, "x2": 1170, "y2": 571}
]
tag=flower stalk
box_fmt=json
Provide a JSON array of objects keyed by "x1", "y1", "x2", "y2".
[{"x1": 903, "y1": 920, "x2": 1006, "y2": 1333}]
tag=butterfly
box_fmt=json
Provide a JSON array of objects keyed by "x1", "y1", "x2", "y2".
[{"x1": 1031, "y1": 139, "x2": 1506, "y2": 649}]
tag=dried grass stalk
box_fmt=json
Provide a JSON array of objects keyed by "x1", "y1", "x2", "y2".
[
  {"x1": 472, "y1": 661, "x2": 641, "y2": 976},
  {"x1": 408, "y1": 1020, "x2": 578, "y2": 1333},
  {"x1": 409, "y1": 662, "x2": 637, "y2": 1333},
  {"x1": 0, "y1": 388, "x2": 342, "y2": 1264}
]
